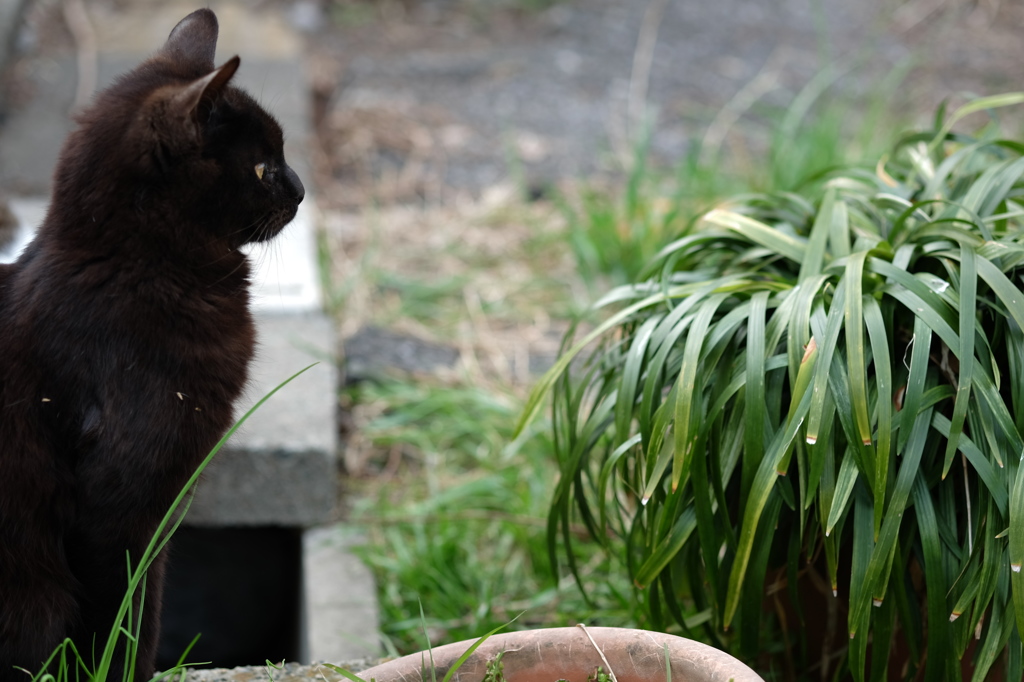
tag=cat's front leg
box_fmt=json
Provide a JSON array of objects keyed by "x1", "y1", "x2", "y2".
[
  {"x1": 0, "y1": 435, "x2": 80, "y2": 682},
  {"x1": 0, "y1": 553, "x2": 79, "y2": 682},
  {"x1": 63, "y1": 523, "x2": 167, "y2": 682}
]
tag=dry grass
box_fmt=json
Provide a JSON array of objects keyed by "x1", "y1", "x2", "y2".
[{"x1": 319, "y1": 188, "x2": 587, "y2": 390}]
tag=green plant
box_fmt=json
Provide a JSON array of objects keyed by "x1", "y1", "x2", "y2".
[
  {"x1": 561, "y1": 132, "x2": 687, "y2": 289},
  {"x1": 561, "y1": 63, "x2": 910, "y2": 293},
  {"x1": 761, "y1": 62, "x2": 912, "y2": 194},
  {"x1": 31, "y1": 366, "x2": 313, "y2": 682},
  {"x1": 347, "y1": 379, "x2": 642, "y2": 656},
  {"x1": 521, "y1": 94, "x2": 1024, "y2": 680}
]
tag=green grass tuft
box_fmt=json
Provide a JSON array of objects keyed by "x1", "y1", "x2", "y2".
[{"x1": 345, "y1": 379, "x2": 643, "y2": 655}]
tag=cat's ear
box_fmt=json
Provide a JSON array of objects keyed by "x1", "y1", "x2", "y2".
[
  {"x1": 169, "y1": 56, "x2": 240, "y2": 128},
  {"x1": 163, "y1": 9, "x2": 219, "y2": 72},
  {"x1": 150, "y1": 55, "x2": 239, "y2": 164}
]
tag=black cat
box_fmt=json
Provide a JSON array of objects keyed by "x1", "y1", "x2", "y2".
[{"x1": 0, "y1": 9, "x2": 304, "y2": 680}]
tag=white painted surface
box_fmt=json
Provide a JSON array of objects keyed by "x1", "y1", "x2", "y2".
[
  {"x1": 244, "y1": 200, "x2": 322, "y2": 313},
  {"x1": 0, "y1": 197, "x2": 321, "y2": 314},
  {"x1": 0, "y1": 198, "x2": 45, "y2": 264}
]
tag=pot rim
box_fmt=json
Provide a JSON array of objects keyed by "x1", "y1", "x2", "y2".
[{"x1": 356, "y1": 626, "x2": 762, "y2": 682}]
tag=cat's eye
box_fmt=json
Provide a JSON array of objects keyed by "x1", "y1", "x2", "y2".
[{"x1": 254, "y1": 163, "x2": 266, "y2": 180}]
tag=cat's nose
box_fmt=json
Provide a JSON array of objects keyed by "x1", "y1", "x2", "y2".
[{"x1": 283, "y1": 165, "x2": 304, "y2": 204}]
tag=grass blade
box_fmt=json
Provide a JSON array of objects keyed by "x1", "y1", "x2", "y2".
[{"x1": 94, "y1": 364, "x2": 317, "y2": 680}]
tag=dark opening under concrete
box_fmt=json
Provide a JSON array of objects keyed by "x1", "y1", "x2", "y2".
[{"x1": 157, "y1": 527, "x2": 303, "y2": 670}]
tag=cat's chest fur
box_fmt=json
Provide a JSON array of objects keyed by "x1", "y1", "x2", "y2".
[
  {"x1": 0, "y1": 211, "x2": 256, "y2": 532},
  {"x1": 4, "y1": 210, "x2": 256, "y2": 415}
]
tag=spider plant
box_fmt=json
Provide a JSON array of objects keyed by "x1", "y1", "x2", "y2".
[{"x1": 519, "y1": 93, "x2": 1024, "y2": 680}]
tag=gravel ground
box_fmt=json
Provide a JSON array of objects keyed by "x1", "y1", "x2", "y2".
[
  {"x1": 5, "y1": 0, "x2": 1023, "y2": 202},
  {"x1": 303, "y1": 0, "x2": 1024, "y2": 206}
]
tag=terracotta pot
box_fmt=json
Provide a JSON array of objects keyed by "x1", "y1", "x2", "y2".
[{"x1": 357, "y1": 627, "x2": 763, "y2": 682}]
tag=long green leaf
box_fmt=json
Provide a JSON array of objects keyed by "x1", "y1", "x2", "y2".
[
  {"x1": 931, "y1": 413, "x2": 1008, "y2": 516},
  {"x1": 673, "y1": 294, "x2": 727, "y2": 490},
  {"x1": 913, "y1": 474, "x2": 953, "y2": 682},
  {"x1": 845, "y1": 251, "x2": 874, "y2": 448},
  {"x1": 976, "y1": 254, "x2": 1024, "y2": 332},
  {"x1": 930, "y1": 93, "x2": 1024, "y2": 149},
  {"x1": 826, "y1": 448, "x2": 859, "y2": 537},
  {"x1": 724, "y1": 358, "x2": 815, "y2": 627},
  {"x1": 806, "y1": 279, "x2": 848, "y2": 445},
  {"x1": 518, "y1": 288, "x2": 697, "y2": 436},
  {"x1": 863, "y1": 297, "x2": 892, "y2": 536},
  {"x1": 1010, "y1": 461, "x2": 1024, "y2": 636},
  {"x1": 848, "y1": 407, "x2": 932, "y2": 638},
  {"x1": 701, "y1": 208, "x2": 806, "y2": 263},
  {"x1": 634, "y1": 506, "x2": 698, "y2": 588},
  {"x1": 942, "y1": 244, "x2": 976, "y2": 478},
  {"x1": 848, "y1": 491, "x2": 873, "y2": 682},
  {"x1": 615, "y1": 315, "x2": 662, "y2": 442},
  {"x1": 743, "y1": 291, "x2": 769, "y2": 502},
  {"x1": 800, "y1": 188, "x2": 838, "y2": 279}
]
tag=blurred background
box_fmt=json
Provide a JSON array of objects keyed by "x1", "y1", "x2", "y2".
[{"x1": 0, "y1": 0, "x2": 1021, "y2": 674}]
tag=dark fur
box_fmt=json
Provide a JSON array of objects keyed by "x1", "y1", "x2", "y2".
[{"x1": 0, "y1": 10, "x2": 303, "y2": 680}]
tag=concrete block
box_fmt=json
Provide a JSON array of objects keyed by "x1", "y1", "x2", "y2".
[
  {"x1": 186, "y1": 312, "x2": 339, "y2": 527},
  {"x1": 302, "y1": 526, "x2": 382, "y2": 662},
  {"x1": 0, "y1": 0, "x2": 27, "y2": 60},
  {"x1": 0, "y1": 0, "x2": 29, "y2": 112}
]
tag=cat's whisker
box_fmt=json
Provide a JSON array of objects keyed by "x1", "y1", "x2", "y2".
[{"x1": 206, "y1": 246, "x2": 254, "y2": 288}]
